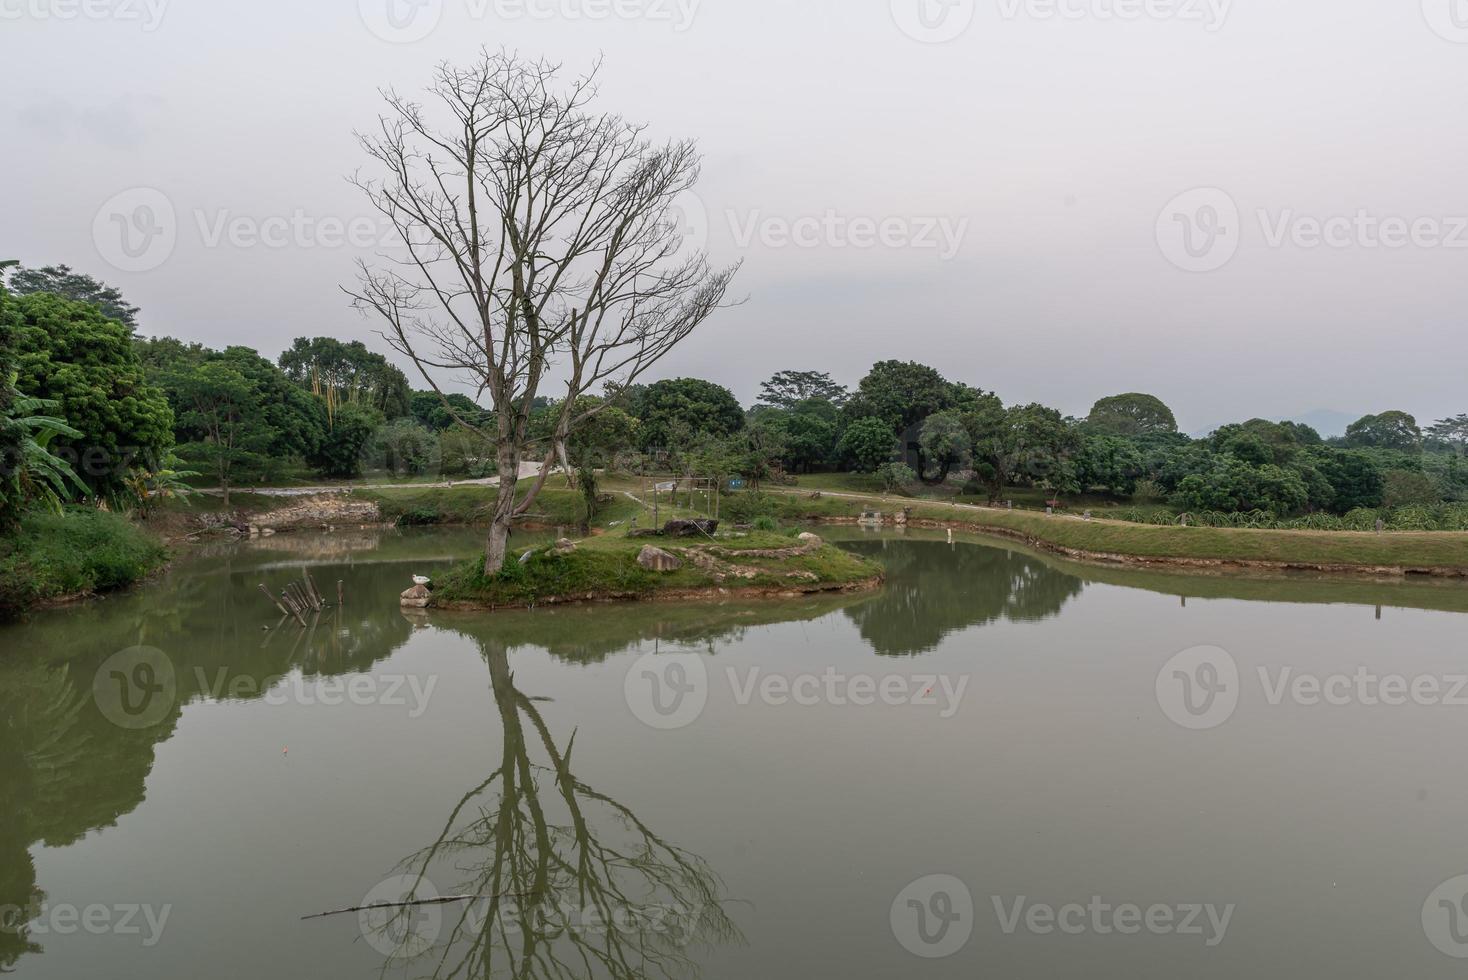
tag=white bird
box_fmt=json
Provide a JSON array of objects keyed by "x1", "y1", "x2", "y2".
[{"x1": 412, "y1": 575, "x2": 431, "y2": 586}]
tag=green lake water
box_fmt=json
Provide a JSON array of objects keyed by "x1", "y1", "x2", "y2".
[{"x1": 5, "y1": 526, "x2": 1468, "y2": 978}]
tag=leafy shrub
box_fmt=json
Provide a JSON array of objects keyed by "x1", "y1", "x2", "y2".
[
  {"x1": 877, "y1": 461, "x2": 916, "y2": 493},
  {"x1": 751, "y1": 515, "x2": 779, "y2": 532},
  {"x1": 0, "y1": 508, "x2": 167, "y2": 618}
]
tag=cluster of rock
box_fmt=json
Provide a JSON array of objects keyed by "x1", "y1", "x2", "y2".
[
  {"x1": 628, "y1": 519, "x2": 720, "y2": 539},
  {"x1": 636, "y1": 532, "x2": 828, "y2": 584}
]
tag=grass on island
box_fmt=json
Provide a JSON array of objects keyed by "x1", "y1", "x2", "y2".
[
  {"x1": 0, "y1": 508, "x2": 169, "y2": 618},
  {"x1": 431, "y1": 528, "x2": 884, "y2": 609},
  {"x1": 752, "y1": 490, "x2": 1468, "y2": 571}
]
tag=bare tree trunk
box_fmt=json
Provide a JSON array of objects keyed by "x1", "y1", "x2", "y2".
[
  {"x1": 484, "y1": 457, "x2": 520, "y2": 575},
  {"x1": 513, "y1": 447, "x2": 558, "y2": 516}
]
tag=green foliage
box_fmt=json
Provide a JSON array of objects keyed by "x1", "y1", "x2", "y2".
[
  {"x1": 5, "y1": 264, "x2": 140, "y2": 328},
  {"x1": 306, "y1": 402, "x2": 382, "y2": 478},
  {"x1": 0, "y1": 508, "x2": 167, "y2": 619},
  {"x1": 751, "y1": 515, "x2": 780, "y2": 531},
  {"x1": 9, "y1": 292, "x2": 173, "y2": 499},
  {"x1": 1086, "y1": 392, "x2": 1177, "y2": 436},
  {"x1": 439, "y1": 428, "x2": 494, "y2": 478},
  {"x1": 1346, "y1": 411, "x2": 1421, "y2": 452},
  {"x1": 1171, "y1": 457, "x2": 1308, "y2": 516},
  {"x1": 1074, "y1": 434, "x2": 1145, "y2": 495},
  {"x1": 843, "y1": 360, "x2": 957, "y2": 434},
  {"x1": 877, "y1": 461, "x2": 916, "y2": 492},
  {"x1": 632, "y1": 378, "x2": 745, "y2": 452},
  {"x1": 364, "y1": 418, "x2": 439, "y2": 476},
  {"x1": 0, "y1": 388, "x2": 86, "y2": 525},
  {"x1": 410, "y1": 390, "x2": 489, "y2": 431},
  {"x1": 1383, "y1": 469, "x2": 1439, "y2": 508},
  {"x1": 278, "y1": 336, "x2": 412, "y2": 420},
  {"x1": 757, "y1": 370, "x2": 847, "y2": 409},
  {"x1": 837, "y1": 416, "x2": 897, "y2": 473}
]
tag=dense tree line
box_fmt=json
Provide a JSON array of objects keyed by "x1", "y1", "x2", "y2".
[{"x1": 3, "y1": 262, "x2": 1465, "y2": 529}]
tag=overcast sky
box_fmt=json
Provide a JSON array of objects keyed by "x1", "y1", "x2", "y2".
[{"x1": 6, "y1": 0, "x2": 1466, "y2": 433}]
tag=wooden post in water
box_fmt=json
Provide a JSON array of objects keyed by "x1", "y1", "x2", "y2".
[
  {"x1": 260, "y1": 584, "x2": 293, "y2": 621},
  {"x1": 337, "y1": 580, "x2": 344, "y2": 607}
]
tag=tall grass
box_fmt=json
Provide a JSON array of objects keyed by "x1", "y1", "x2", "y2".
[{"x1": 0, "y1": 508, "x2": 168, "y2": 618}]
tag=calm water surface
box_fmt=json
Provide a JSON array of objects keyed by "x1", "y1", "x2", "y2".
[{"x1": 4, "y1": 527, "x2": 1468, "y2": 978}]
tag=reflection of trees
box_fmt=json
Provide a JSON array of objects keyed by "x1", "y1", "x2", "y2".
[
  {"x1": 0, "y1": 539, "x2": 441, "y2": 973},
  {"x1": 839, "y1": 539, "x2": 1084, "y2": 656},
  {"x1": 374, "y1": 639, "x2": 740, "y2": 979}
]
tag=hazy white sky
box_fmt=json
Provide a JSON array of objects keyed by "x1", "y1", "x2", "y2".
[{"x1": 6, "y1": 0, "x2": 1466, "y2": 433}]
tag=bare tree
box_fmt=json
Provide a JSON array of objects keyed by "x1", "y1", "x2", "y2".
[{"x1": 349, "y1": 50, "x2": 738, "y2": 573}]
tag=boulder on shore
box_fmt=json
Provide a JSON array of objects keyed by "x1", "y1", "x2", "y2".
[
  {"x1": 400, "y1": 583, "x2": 431, "y2": 609},
  {"x1": 552, "y1": 538, "x2": 578, "y2": 554},
  {"x1": 637, "y1": 545, "x2": 683, "y2": 572},
  {"x1": 663, "y1": 519, "x2": 719, "y2": 538}
]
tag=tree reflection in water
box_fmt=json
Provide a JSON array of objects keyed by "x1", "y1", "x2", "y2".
[
  {"x1": 367, "y1": 638, "x2": 742, "y2": 979},
  {"x1": 839, "y1": 537, "x2": 1085, "y2": 656}
]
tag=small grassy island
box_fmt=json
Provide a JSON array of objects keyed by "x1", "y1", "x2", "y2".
[{"x1": 430, "y1": 526, "x2": 884, "y2": 611}]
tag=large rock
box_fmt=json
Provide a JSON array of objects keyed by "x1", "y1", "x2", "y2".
[
  {"x1": 552, "y1": 538, "x2": 578, "y2": 554},
  {"x1": 797, "y1": 532, "x2": 824, "y2": 548},
  {"x1": 400, "y1": 584, "x2": 431, "y2": 609},
  {"x1": 637, "y1": 545, "x2": 683, "y2": 572},
  {"x1": 662, "y1": 519, "x2": 719, "y2": 538}
]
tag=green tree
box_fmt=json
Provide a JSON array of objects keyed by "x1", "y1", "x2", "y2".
[
  {"x1": 279, "y1": 337, "x2": 412, "y2": 420},
  {"x1": 757, "y1": 370, "x2": 847, "y2": 409},
  {"x1": 1086, "y1": 393, "x2": 1177, "y2": 436},
  {"x1": 365, "y1": 419, "x2": 439, "y2": 477},
  {"x1": 843, "y1": 361, "x2": 955, "y2": 434},
  {"x1": 410, "y1": 390, "x2": 488, "y2": 431},
  {"x1": 1304, "y1": 448, "x2": 1384, "y2": 513},
  {"x1": 9, "y1": 293, "x2": 172, "y2": 499},
  {"x1": 916, "y1": 410, "x2": 971, "y2": 483},
  {"x1": 1075, "y1": 434, "x2": 1145, "y2": 495},
  {"x1": 770, "y1": 399, "x2": 839, "y2": 473},
  {"x1": 633, "y1": 378, "x2": 745, "y2": 452},
  {"x1": 5, "y1": 264, "x2": 140, "y2": 329},
  {"x1": 169, "y1": 361, "x2": 269, "y2": 506},
  {"x1": 306, "y1": 402, "x2": 382, "y2": 478},
  {"x1": 1426, "y1": 415, "x2": 1468, "y2": 456},
  {"x1": 970, "y1": 403, "x2": 1077, "y2": 503},
  {"x1": 1345, "y1": 411, "x2": 1421, "y2": 452},
  {"x1": 837, "y1": 416, "x2": 898, "y2": 473}
]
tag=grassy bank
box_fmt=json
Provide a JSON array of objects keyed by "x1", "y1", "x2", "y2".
[
  {"x1": 359, "y1": 485, "x2": 642, "y2": 528},
  {"x1": 0, "y1": 509, "x2": 169, "y2": 618},
  {"x1": 432, "y1": 529, "x2": 884, "y2": 609},
  {"x1": 752, "y1": 490, "x2": 1468, "y2": 573}
]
